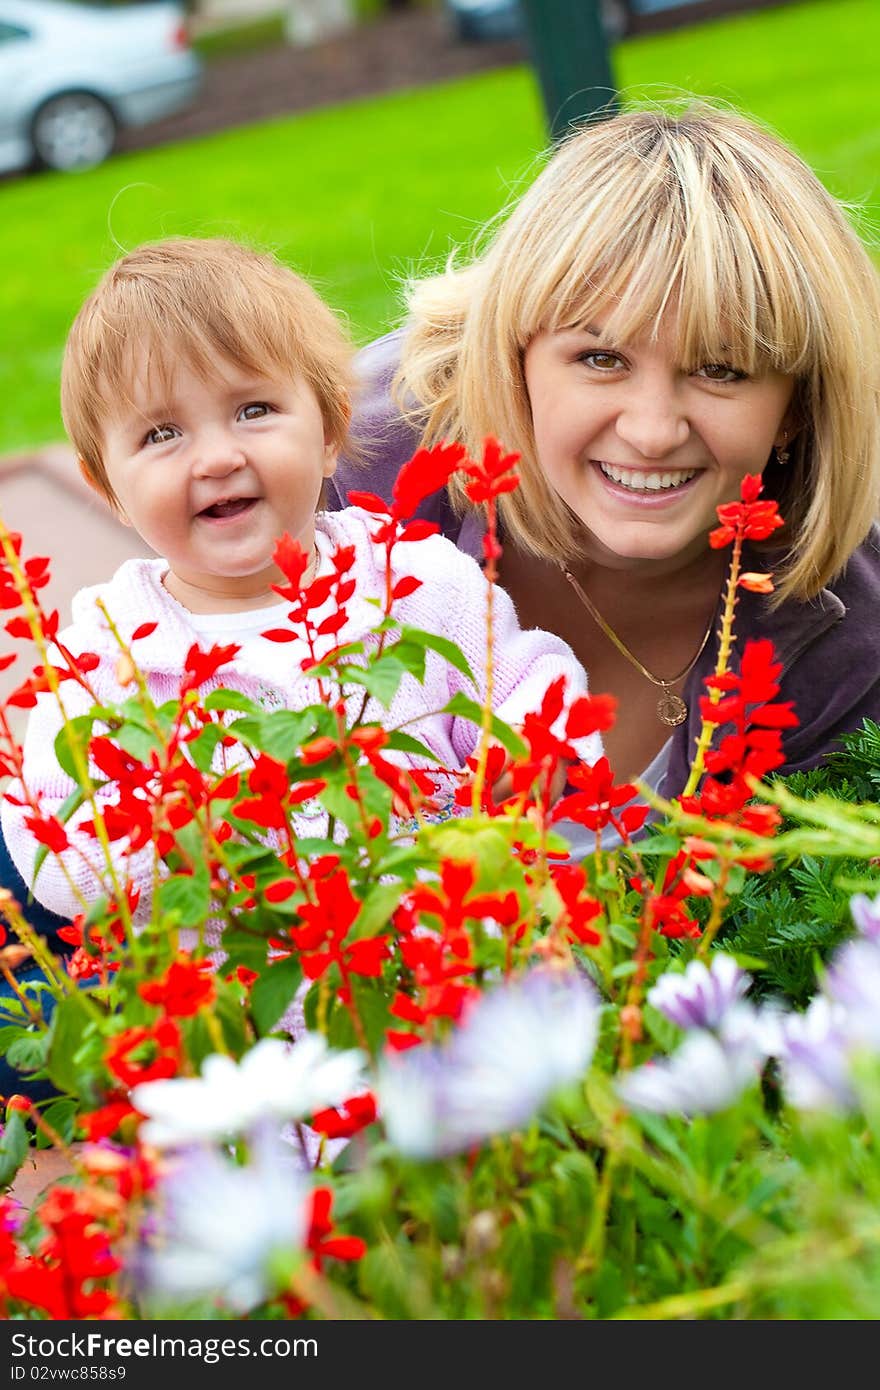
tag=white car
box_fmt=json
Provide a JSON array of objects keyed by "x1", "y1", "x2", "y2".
[{"x1": 0, "y1": 0, "x2": 201, "y2": 174}]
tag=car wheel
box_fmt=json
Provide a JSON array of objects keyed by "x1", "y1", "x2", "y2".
[{"x1": 31, "y1": 92, "x2": 117, "y2": 172}]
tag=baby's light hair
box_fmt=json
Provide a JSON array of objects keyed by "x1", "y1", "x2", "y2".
[
  {"x1": 398, "y1": 101, "x2": 880, "y2": 603},
  {"x1": 62, "y1": 237, "x2": 354, "y2": 508}
]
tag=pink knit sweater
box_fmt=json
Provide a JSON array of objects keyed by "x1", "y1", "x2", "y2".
[{"x1": 2, "y1": 508, "x2": 599, "y2": 927}]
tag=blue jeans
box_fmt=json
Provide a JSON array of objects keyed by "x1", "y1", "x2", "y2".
[{"x1": 0, "y1": 826, "x2": 70, "y2": 1104}]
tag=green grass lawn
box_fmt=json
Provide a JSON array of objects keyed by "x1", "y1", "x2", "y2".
[{"x1": 1, "y1": 0, "x2": 877, "y2": 455}]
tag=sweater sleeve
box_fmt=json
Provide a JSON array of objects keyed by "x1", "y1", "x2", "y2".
[{"x1": 1, "y1": 677, "x2": 155, "y2": 926}]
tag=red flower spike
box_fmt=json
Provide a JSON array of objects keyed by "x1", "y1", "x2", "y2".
[
  {"x1": 459, "y1": 436, "x2": 521, "y2": 504},
  {"x1": 390, "y1": 441, "x2": 468, "y2": 520}
]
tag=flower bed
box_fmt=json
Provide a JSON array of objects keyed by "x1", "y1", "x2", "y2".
[{"x1": 0, "y1": 443, "x2": 879, "y2": 1320}]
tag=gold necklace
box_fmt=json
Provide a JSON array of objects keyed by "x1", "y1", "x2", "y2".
[{"x1": 560, "y1": 566, "x2": 716, "y2": 728}]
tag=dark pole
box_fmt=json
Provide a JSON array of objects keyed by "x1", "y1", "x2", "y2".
[{"x1": 517, "y1": 0, "x2": 618, "y2": 142}]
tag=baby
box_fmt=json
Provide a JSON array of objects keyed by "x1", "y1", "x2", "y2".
[{"x1": 1, "y1": 238, "x2": 600, "y2": 928}]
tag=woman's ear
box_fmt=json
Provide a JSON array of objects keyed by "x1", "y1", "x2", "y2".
[
  {"x1": 775, "y1": 393, "x2": 805, "y2": 451},
  {"x1": 77, "y1": 457, "x2": 130, "y2": 525}
]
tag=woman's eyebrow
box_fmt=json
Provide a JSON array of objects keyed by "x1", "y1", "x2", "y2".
[{"x1": 560, "y1": 321, "x2": 604, "y2": 338}]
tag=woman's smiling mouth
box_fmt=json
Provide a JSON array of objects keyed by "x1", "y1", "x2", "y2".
[{"x1": 596, "y1": 461, "x2": 699, "y2": 493}]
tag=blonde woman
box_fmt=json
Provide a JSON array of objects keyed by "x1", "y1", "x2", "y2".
[{"x1": 332, "y1": 102, "x2": 880, "y2": 797}]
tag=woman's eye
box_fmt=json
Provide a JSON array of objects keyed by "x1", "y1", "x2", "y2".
[
  {"x1": 579, "y1": 351, "x2": 624, "y2": 372},
  {"x1": 239, "y1": 402, "x2": 272, "y2": 420},
  {"x1": 697, "y1": 363, "x2": 746, "y2": 383},
  {"x1": 144, "y1": 424, "x2": 178, "y2": 446}
]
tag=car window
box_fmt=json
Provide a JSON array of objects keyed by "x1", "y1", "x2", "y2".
[{"x1": 0, "y1": 22, "x2": 29, "y2": 44}]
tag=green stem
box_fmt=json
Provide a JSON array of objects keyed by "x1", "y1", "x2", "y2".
[{"x1": 681, "y1": 535, "x2": 742, "y2": 799}]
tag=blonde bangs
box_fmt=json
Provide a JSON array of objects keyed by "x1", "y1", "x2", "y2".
[{"x1": 518, "y1": 125, "x2": 824, "y2": 382}]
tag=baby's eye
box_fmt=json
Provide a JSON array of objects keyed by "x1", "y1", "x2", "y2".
[
  {"x1": 144, "y1": 424, "x2": 178, "y2": 446},
  {"x1": 239, "y1": 402, "x2": 273, "y2": 421},
  {"x1": 696, "y1": 363, "x2": 746, "y2": 383},
  {"x1": 579, "y1": 351, "x2": 625, "y2": 372}
]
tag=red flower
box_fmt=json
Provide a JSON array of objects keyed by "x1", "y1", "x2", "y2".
[
  {"x1": 4, "y1": 1187, "x2": 122, "y2": 1319},
  {"x1": 180, "y1": 642, "x2": 240, "y2": 696},
  {"x1": 630, "y1": 851, "x2": 711, "y2": 940},
  {"x1": 104, "y1": 1017, "x2": 181, "y2": 1089},
  {"x1": 459, "y1": 436, "x2": 521, "y2": 504},
  {"x1": 22, "y1": 814, "x2": 69, "y2": 854},
  {"x1": 551, "y1": 757, "x2": 649, "y2": 837},
  {"x1": 709, "y1": 473, "x2": 784, "y2": 548},
  {"x1": 138, "y1": 955, "x2": 216, "y2": 1017},
  {"x1": 390, "y1": 441, "x2": 467, "y2": 520},
  {"x1": 280, "y1": 1185, "x2": 367, "y2": 1317},
  {"x1": 310, "y1": 1092, "x2": 378, "y2": 1139},
  {"x1": 76, "y1": 1098, "x2": 139, "y2": 1142},
  {"x1": 551, "y1": 864, "x2": 603, "y2": 946}
]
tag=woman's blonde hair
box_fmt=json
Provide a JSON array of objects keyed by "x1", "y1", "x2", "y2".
[
  {"x1": 398, "y1": 101, "x2": 880, "y2": 603},
  {"x1": 62, "y1": 237, "x2": 354, "y2": 508}
]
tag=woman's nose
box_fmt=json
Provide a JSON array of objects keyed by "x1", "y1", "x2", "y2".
[{"x1": 614, "y1": 385, "x2": 690, "y2": 458}]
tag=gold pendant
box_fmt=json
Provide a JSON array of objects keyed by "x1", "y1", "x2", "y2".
[{"x1": 657, "y1": 690, "x2": 687, "y2": 727}]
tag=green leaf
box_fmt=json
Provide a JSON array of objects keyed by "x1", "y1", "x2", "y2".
[
  {"x1": 204, "y1": 688, "x2": 262, "y2": 715},
  {"x1": 384, "y1": 730, "x2": 441, "y2": 763},
  {"x1": 835, "y1": 875, "x2": 880, "y2": 893},
  {"x1": 353, "y1": 882, "x2": 406, "y2": 940},
  {"x1": 0, "y1": 1109, "x2": 29, "y2": 1187},
  {"x1": 230, "y1": 706, "x2": 331, "y2": 762},
  {"x1": 5, "y1": 1033, "x2": 47, "y2": 1073},
  {"x1": 156, "y1": 870, "x2": 212, "y2": 927},
  {"x1": 40, "y1": 1098, "x2": 78, "y2": 1147},
  {"x1": 251, "y1": 954, "x2": 303, "y2": 1036},
  {"x1": 45, "y1": 992, "x2": 96, "y2": 1097},
  {"x1": 113, "y1": 718, "x2": 161, "y2": 762},
  {"x1": 53, "y1": 713, "x2": 96, "y2": 781},
  {"x1": 348, "y1": 976, "x2": 391, "y2": 1054},
  {"x1": 609, "y1": 921, "x2": 638, "y2": 950},
  {"x1": 186, "y1": 722, "x2": 228, "y2": 772},
  {"x1": 398, "y1": 626, "x2": 474, "y2": 682},
  {"x1": 423, "y1": 820, "x2": 516, "y2": 885},
  {"x1": 84, "y1": 895, "x2": 110, "y2": 929},
  {"x1": 635, "y1": 834, "x2": 683, "y2": 857},
  {"x1": 729, "y1": 952, "x2": 769, "y2": 972},
  {"x1": 339, "y1": 655, "x2": 408, "y2": 708},
  {"x1": 610, "y1": 960, "x2": 638, "y2": 979},
  {"x1": 441, "y1": 693, "x2": 526, "y2": 758}
]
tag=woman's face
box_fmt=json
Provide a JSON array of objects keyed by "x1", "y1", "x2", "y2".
[{"x1": 523, "y1": 312, "x2": 797, "y2": 573}]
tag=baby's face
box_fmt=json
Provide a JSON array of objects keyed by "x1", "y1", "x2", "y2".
[{"x1": 101, "y1": 351, "x2": 338, "y2": 613}]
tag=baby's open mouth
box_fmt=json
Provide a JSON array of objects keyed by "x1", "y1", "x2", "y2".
[{"x1": 198, "y1": 497, "x2": 258, "y2": 520}]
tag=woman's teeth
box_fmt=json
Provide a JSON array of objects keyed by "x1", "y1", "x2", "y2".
[{"x1": 598, "y1": 462, "x2": 698, "y2": 491}]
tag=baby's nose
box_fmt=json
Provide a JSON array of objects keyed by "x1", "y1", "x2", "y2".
[{"x1": 191, "y1": 426, "x2": 247, "y2": 477}]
